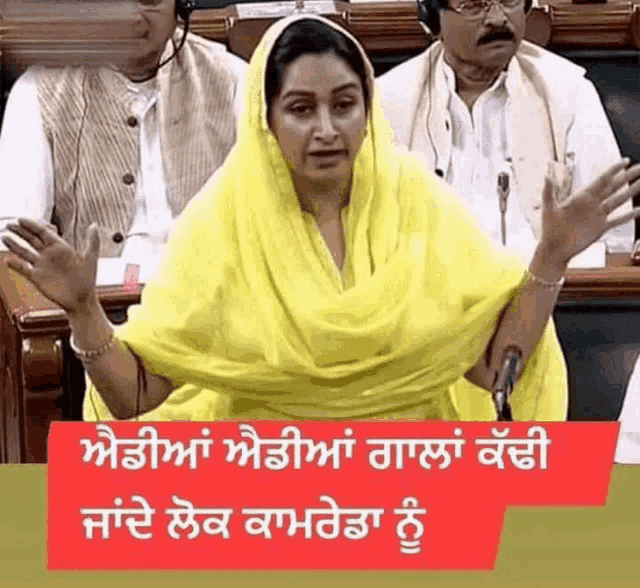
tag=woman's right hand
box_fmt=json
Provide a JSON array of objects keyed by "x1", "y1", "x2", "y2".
[{"x1": 1, "y1": 218, "x2": 100, "y2": 314}]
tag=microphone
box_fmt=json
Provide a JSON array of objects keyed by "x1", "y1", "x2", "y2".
[
  {"x1": 492, "y1": 346, "x2": 522, "y2": 421},
  {"x1": 497, "y1": 172, "x2": 510, "y2": 247}
]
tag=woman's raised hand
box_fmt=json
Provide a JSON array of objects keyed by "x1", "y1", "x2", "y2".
[
  {"x1": 540, "y1": 158, "x2": 640, "y2": 269},
  {"x1": 1, "y1": 219, "x2": 100, "y2": 314}
]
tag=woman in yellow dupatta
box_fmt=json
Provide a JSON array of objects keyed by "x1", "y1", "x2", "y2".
[{"x1": 4, "y1": 14, "x2": 640, "y2": 422}]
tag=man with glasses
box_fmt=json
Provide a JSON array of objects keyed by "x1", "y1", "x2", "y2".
[{"x1": 377, "y1": 0, "x2": 632, "y2": 262}]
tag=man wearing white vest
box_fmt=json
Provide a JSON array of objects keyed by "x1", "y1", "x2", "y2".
[
  {"x1": 377, "y1": 0, "x2": 634, "y2": 262},
  {"x1": 0, "y1": 0, "x2": 247, "y2": 263}
]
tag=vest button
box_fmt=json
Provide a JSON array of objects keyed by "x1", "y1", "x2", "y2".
[
  {"x1": 435, "y1": 169, "x2": 444, "y2": 178},
  {"x1": 112, "y1": 232, "x2": 124, "y2": 244},
  {"x1": 127, "y1": 116, "x2": 138, "y2": 128},
  {"x1": 122, "y1": 173, "x2": 135, "y2": 185}
]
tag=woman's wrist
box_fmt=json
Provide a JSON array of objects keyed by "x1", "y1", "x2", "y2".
[
  {"x1": 67, "y1": 289, "x2": 101, "y2": 320},
  {"x1": 70, "y1": 327, "x2": 116, "y2": 362},
  {"x1": 530, "y1": 241, "x2": 569, "y2": 282},
  {"x1": 67, "y1": 290, "x2": 113, "y2": 350}
]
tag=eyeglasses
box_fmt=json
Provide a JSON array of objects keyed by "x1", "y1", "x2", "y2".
[{"x1": 448, "y1": 0, "x2": 524, "y2": 20}]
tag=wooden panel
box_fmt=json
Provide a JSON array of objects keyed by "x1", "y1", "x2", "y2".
[
  {"x1": 0, "y1": 0, "x2": 141, "y2": 67},
  {"x1": 25, "y1": 389, "x2": 62, "y2": 464},
  {"x1": 342, "y1": 2, "x2": 428, "y2": 52},
  {"x1": 543, "y1": 0, "x2": 640, "y2": 47},
  {"x1": 189, "y1": 6, "x2": 235, "y2": 43},
  {"x1": 0, "y1": 284, "x2": 24, "y2": 463},
  {"x1": 562, "y1": 254, "x2": 640, "y2": 302},
  {"x1": 187, "y1": 1, "x2": 640, "y2": 53},
  {"x1": 0, "y1": 253, "x2": 142, "y2": 463},
  {"x1": 1, "y1": 1, "x2": 640, "y2": 60}
]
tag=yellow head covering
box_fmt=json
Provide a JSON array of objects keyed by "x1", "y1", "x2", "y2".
[{"x1": 84, "y1": 14, "x2": 567, "y2": 421}]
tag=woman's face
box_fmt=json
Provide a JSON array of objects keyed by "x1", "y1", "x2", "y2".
[{"x1": 269, "y1": 52, "x2": 367, "y2": 186}]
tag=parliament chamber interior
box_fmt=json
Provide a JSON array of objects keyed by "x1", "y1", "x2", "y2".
[{"x1": 2, "y1": 0, "x2": 640, "y2": 462}]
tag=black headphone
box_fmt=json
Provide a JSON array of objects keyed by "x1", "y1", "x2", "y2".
[
  {"x1": 416, "y1": 0, "x2": 533, "y2": 37},
  {"x1": 177, "y1": 0, "x2": 244, "y2": 21},
  {"x1": 176, "y1": 0, "x2": 197, "y2": 21},
  {"x1": 150, "y1": 0, "x2": 205, "y2": 76}
]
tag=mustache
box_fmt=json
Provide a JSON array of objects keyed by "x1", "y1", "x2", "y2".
[{"x1": 478, "y1": 29, "x2": 515, "y2": 44}]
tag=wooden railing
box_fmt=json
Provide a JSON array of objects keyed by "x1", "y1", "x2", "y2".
[
  {"x1": 3, "y1": 1, "x2": 640, "y2": 66},
  {"x1": 541, "y1": 0, "x2": 640, "y2": 47},
  {"x1": 188, "y1": 1, "x2": 640, "y2": 54}
]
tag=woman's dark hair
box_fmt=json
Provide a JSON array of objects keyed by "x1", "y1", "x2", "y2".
[{"x1": 265, "y1": 19, "x2": 370, "y2": 121}]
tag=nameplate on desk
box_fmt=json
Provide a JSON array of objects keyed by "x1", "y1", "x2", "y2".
[
  {"x1": 235, "y1": 1, "x2": 338, "y2": 19},
  {"x1": 96, "y1": 256, "x2": 163, "y2": 287}
]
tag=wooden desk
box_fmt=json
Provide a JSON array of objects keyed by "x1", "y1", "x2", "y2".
[
  {"x1": 1, "y1": 251, "x2": 640, "y2": 462},
  {"x1": 562, "y1": 252, "x2": 640, "y2": 301},
  {"x1": 0, "y1": 253, "x2": 141, "y2": 463}
]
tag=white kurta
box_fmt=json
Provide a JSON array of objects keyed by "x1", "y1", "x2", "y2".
[
  {"x1": 442, "y1": 58, "x2": 538, "y2": 261},
  {"x1": 377, "y1": 41, "x2": 634, "y2": 261}
]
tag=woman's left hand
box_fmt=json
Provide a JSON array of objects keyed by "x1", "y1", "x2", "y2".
[{"x1": 539, "y1": 158, "x2": 640, "y2": 268}]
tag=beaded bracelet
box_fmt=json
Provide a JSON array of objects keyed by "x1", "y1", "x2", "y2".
[
  {"x1": 525, "y1": 269, "x2": 566, "y2": 290},
  {"x1": 69, "y1": 329, "x2": 116, "y2": 362}
]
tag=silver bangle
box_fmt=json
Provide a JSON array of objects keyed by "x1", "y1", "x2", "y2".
[
  {"x1": 525, "y1": 269, "x2": 566, "y2": 290},
  {"x1": 69, "y1": 329, "x2": 116, "y2": 362}
]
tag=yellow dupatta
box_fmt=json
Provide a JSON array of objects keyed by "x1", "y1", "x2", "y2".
[{"x1": 83, "y1": 14, "x2": 568, "y2": 422}]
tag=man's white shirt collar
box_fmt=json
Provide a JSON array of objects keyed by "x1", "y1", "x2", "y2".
[{"x1": 439, "y1": 54, "x2": 512, "y2": 104}]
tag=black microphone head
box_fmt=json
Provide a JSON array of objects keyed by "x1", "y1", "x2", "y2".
[{"x1": 498, "y1": 172, "x2": 510, "y2": 194}]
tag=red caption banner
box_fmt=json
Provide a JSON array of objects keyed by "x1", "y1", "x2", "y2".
[{"x1": 48, "y1": 421, "x2": 619, "y2": 571}]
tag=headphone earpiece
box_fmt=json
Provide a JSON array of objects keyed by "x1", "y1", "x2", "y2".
[
  {"x1": 416, "y1": 0, "x2": 444, "y2": 37},
  {"x1": 176, "y1": 0, "x2": 197, "y2": 22}
]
